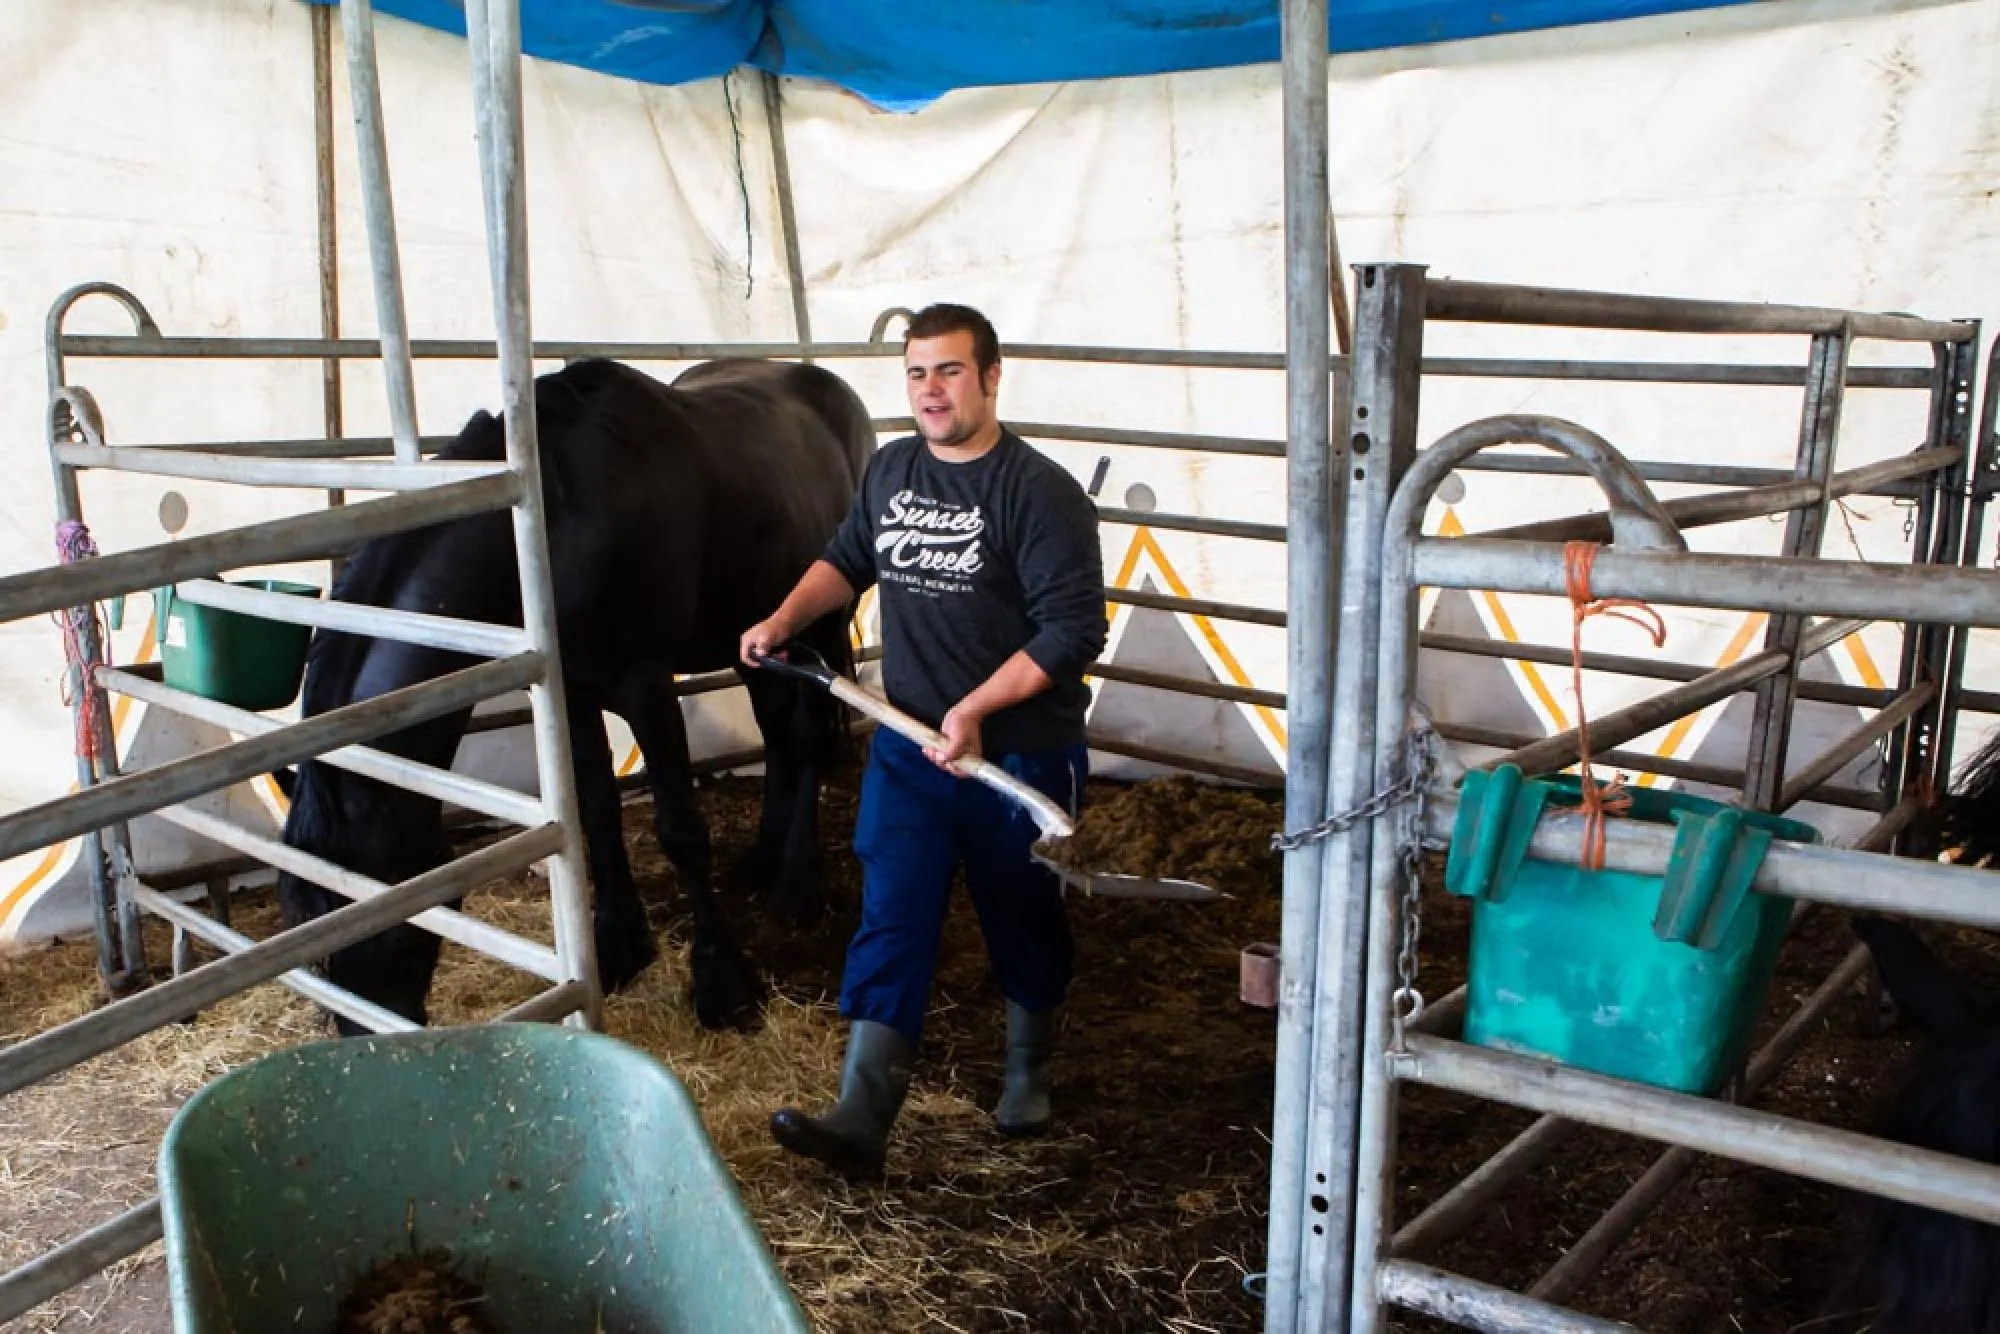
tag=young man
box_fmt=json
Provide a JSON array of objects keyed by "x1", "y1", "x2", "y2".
[{"x1": 740, "y1": 303, "x2": 1107, "y2": 1178}]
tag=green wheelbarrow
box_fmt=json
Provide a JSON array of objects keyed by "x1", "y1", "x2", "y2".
[{"x1": 157, "y1": 1024, "x2": 809, "y2": 1333}]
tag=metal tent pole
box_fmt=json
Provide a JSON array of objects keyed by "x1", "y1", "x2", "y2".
[
  {"x1": 1263, "y1": 0, "x2": 1333, "y2": 1325},
  {"x1": 337, "y1": 0, "x2": 422, "y2": 463},
  {"x1": 464, "y1": 0, "x2": 601, "y2": 1030}
]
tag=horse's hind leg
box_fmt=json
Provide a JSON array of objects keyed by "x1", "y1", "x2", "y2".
[
  {"x1": 566, "y1": 694, "x2": 658, "y2": 995},
  {"x1": 737, "y1": 656, "x2": 830, "y2": 921},
  {"x1": 279, "y1": 873, "x2": 441, "y2": 1036},
  {"x1": 619, "y1": 677, "x2": 762, "y2": 1030}
]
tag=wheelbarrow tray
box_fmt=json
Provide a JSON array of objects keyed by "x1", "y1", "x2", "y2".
[{"x1": 157, "y1": 1023, "x2": 808, "y2": 1333}]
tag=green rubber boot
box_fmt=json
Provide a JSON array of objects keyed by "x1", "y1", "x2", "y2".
[
  {"x1": 770, "y1": 1019, "x2": 913, "y2": 1180},
  {"x1": 994, "y1": 1003, "x2": 1055, "y2": 1137}
]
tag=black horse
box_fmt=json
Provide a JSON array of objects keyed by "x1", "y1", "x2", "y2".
[
  {"x1": 274, "y1": 357, "x2": 872, "y2": 1033},
  {"x1": 1840, "y1": 726, "x2": 2000, "y2": 1332}
]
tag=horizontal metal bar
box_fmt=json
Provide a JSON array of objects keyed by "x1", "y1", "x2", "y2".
[
  {"x1": 1105, "y1": 585, "x2": 1286, "y2": 628},
  {"x1": 1376, "y1": 1260, "x2": 1636, "y2": 1333},
  {"x1": 1493, "y1": 620, "x2": 1861, "y2": 776},
  {"x1": 1085, "y1": 731, "x2": 1280, "y2": 788},
  {"x1": 1422, "y1": 790, "x2": 2000, "y2": 930},
  {"x1": 1095, "y1": 506, "x2": 1287, "y2": 542},
  {"x1": 1454, "y1": 452, "x2": 1805, "y2": 491},
  {"x1": 1410, "y1": 984, "x2": 1467, "y2": 1038},
  {"x1": 98, "y1": 667, "x2": 543, "y2": 827},
  {"x1": 145, "y1": 803, "x2": 562, "y2": 982},
  {"x1": 0, "y1": 823, "x2": 560, "y2": 1097},
  {"x1": 1415, "y1": 539, "x2": 2000, "y2": 629},
  {"x1": 1418, "y1": 631, "x2": 1895, "y2": 709},
  {"x1": 171, "y1": 578, "x2": 528, "y2": 659},
  {"x1": 0, "y1": 1199, "x2": 163, "y2": 1328},
  {"x1": 1434, "y1": 719, "x2": 1886, "y2": 812},
  {"x1": 54, "y1": 334, "x2": 1299, "y2": 371},
  {"x1": 0, "y1": 473, "x2": 520, "y2": 627},
  {"x1": 1777, "y1": 683, "x2": 1932, "y2": 811},
  {"x1": 1424, "y1": 279, "x2": 1972, "y2": 344},
  {"x1": 1959, "y1": 688, "x2": 2000, "y2": 716},
  {"x1": 950, "y1": 419, "x2": 1288, "y2": 460},
  {"x1": 54, "y1": 443, "x2": 505, "y2": 492},
  {"x1": 465, "y1": 664, "x2": 752, "y2": 737},
  {"x1": 1398, "y1": 1032, "x2": 2000, "y2": 1227},
  {"x1": 1087, "y1": 661, "x2": 1287, "y2": 710},
  {"x1": 0, "y1": 653, "x2": 541, "y2": 864},
  {"x1": 56, "y1": 334, "x2": 1935, "y2": 390},
  {"x1": 495, "y1": 980, "x2": 589, "y2": 1024},
  {"x1": 115, "y1": 435, "x2": 456, "y2": 458},
  {"x1": 1420, "y1": 357, "x2": 1930, "y2": 391},
  {"x1": 133, "y1": 885, "x2": 418, "y2": 1034},
  {"x1": 1483, "y1": 448, "x2": 1963, "y2": 544}
]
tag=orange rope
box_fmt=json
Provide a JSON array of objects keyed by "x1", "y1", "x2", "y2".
[{"x1": 1564, "y1": 541, "x2": 1668, "y2": 869}]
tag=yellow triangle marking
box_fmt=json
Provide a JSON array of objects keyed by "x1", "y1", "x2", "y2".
[
  {"x1": 1842, "y1": 629, "x2": 1887, "y2": 691},
  {"x1": 1433, "y1": 509, "x2": 1571, "y2": 734},
  {"x1": 1636, "y1": 611, "x2": 1765, "y2": 788},
  {"x1": 1095, "y1": 526, "x2": 1287, "y2": 751}
]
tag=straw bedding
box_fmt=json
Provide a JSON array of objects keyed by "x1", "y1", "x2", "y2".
[{"x1": 5, "y1": 767, "x2": 1991, "y2": 1332}]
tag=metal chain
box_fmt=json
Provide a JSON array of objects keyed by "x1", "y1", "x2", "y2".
[
  {"x1": 1271, "y1": 756, "x2": 1429, "y2": 853},
  {"x1": 1892, "y1": 494, "x2": 1918, "y2": 541},
  {"x1": 1268, "y1": 724, "x2": 1443, "y2": 1047},
  {"x1": 1390, "y1": 730, "x2": 1438, "y2": 1049}
]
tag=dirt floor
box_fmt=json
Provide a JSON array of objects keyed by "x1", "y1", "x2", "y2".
[{"x1": 4, "y1": 761, "x2": 1995, "y2": 1333}]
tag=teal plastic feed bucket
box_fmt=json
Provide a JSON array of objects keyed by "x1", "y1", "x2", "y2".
[
  {"x1": 1444, "y1": 765, "x2": 1820, "y2": 1096},
  {"x1": 157, "y1": 1024, "x2": 810, "y2": 1334},
  {"x1": 155, "y1": 579, "x2": 320, "y2": 712}
]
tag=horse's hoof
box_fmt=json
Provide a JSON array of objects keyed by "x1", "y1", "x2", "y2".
[
  {"x1": 726, "y1": 842, "x2": 781, "y2": 893},
  {"x1": 772, "y1": 866, "x2": 826, "y2": 923},
  {"x1": 690, "y1": 939, "x2": 762, "y2": 1031},
  {"x1": 596, "y1": 925, "x2": 659, "y2": 995}
]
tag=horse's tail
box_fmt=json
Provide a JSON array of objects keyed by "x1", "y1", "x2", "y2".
[
  {"x1": 808, "y1": 608, "x2": 861, "y2": 776},
  {"x1": 1934, "y1": 726, "x2": 2000, "y2": 868}
]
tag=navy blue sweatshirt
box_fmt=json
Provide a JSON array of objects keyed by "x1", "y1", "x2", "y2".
[{"x1": 823, "y1": 430, "x2": 1107, "y2": 756}]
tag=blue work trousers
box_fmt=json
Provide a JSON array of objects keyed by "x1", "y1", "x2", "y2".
[{"x1": 839, "y1": 727, "x2": 1087, "y2": 1046}]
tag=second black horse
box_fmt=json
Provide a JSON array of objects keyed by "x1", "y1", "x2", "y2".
[{"x1": 275, "y1": 356, "x2": 872, "y2": 1032}]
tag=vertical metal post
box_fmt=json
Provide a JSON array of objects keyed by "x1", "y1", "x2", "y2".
[
  {"x1": 759, "y1": 72, "x2": 814, "y2": 358},
  {"x1": 337, "y1": 0, "x2": 422, "y2": 464},
  {"x1": 1916, "y1": 331, "x2": 1983, "y2": 810},
  {"x1": 1263, "y1": 0, "x2": 1333, "y2": 1326},
  {"x1": 1880, "y1": 337, "x2": 1975, "y2": 852},
  {"x1": 1740, "y1": 327, "x2": 1850, "y2": 810},
  {"x1": 1300, "y1": 263, "x2": 1427, "y2": 1333},
  {"x1": 1327, "y1": 210, "x2": 1353, "y2": 358},
  {"x1": 42, "y1": 362, "x2": 146, "y2": 991},
  {"x1": 312, "y1": 2, "x2": 346, "y2": 518},
  {"x1": 464, "y1": 0, "x2": 601, "y2": 1030}
]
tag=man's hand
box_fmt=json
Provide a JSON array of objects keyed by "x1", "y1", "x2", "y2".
[
  {"x1": 925, "y1": 702, "x2": 985, "y2": 770},
  {"x1": 739, "y1": 615, "x2": 793, "y2": 668},
  {"x1": 740, "y1": 561, "x2": 858, "y2": 668}
]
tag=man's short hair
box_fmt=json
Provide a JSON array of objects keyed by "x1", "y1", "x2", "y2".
[{"x1": 904, "y1": 303, "x2": 1001, "y2": 376}]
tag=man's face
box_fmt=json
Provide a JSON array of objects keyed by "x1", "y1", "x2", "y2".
[{"x1": 904, "y1": 330, "x2": 999, "y2": 448}]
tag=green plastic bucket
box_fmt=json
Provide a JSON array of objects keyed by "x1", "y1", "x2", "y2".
[
  {"x1": 155, "y1": 579, "x2": 319, "y2": 712},
  {"x1": 157, "y1": 1024, "x2": 810, "y2": 1334},
  {"x1": 1444, "y1": 765, "x2": 1820, "y2": 1096}
]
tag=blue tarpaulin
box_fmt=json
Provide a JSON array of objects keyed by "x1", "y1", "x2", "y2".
[{"x1": 302, "y1": 0, "x2": 1754, "y2": 109}]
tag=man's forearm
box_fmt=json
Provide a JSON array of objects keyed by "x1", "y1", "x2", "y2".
[
  {"x1": 771, "y1": 561, "x2": 857, "y2": 637},
  {"x1": 957, "y1": 651, "x2": 1055, "y2": 721}
]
